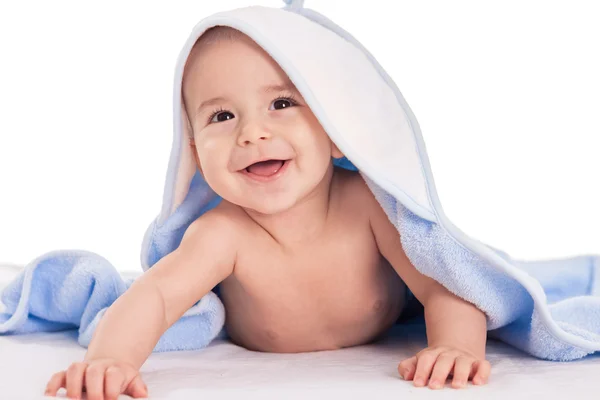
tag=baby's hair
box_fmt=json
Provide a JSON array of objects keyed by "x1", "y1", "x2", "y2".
[
  {"x1": 195, "y1": 25, "x2": 247, "y2": 47},
  {"x1": 182, "y1": 26, "x2": 248, "y2": 140}
]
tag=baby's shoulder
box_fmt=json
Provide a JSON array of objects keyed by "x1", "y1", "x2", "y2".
[{"x1": 185, "y1": 200, "x2": 248, "y2": 240}]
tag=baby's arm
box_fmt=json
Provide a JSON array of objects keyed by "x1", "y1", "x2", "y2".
[
  {"x1": 368, "y1": 198, "x2": 490, "y2": 389},
  {"x1": 45, "y1": 210, "x2": 237, "y2": 400}
]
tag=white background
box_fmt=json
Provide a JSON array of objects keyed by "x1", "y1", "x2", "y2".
[{"x1": 0, "y1": 0, "x2": 598, "y2": 273}]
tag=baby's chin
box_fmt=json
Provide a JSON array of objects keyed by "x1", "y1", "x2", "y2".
[
  {"x1": 244, "y1": 201, "x2": 296, "y2": 216},
  {"x1": 230, "y1": 195, "x2": 299, "y2": 217}
]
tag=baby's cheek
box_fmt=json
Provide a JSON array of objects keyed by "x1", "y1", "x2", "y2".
[
  {"x1": 198, "y1": 137, "x2": 221, "y2": 154},
  {"x1": 297, "y1": 134, "x2": 331, "y2": 163},
  {"x1": 200, "y1": 161, "x2": 229, "y2": 192}
]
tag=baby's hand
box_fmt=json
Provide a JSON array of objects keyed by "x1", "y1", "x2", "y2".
[
  {"x1": 398, "y1": 346, "x2": 491, "y2": 389},
  {"x1": 45, "y1": 358, "x2": 148, "y2": 399}
]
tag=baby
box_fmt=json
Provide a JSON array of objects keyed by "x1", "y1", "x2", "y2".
[{"x1": 45, "y1": 26, "x2": 490, "y2": 399}]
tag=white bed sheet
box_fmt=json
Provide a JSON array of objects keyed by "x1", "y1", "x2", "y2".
[{"x1": 1, "y1": 265, "x2": 598, "y2": 399}]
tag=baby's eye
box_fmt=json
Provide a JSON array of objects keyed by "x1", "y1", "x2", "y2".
[
  {"x1": 269, "y1": 98, "x2": 296, "y2": 111},
  {"x1": 209, "y1": 111, "x2": 234, "y2": 124}
]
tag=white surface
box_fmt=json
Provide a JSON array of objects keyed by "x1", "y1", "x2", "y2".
[
  {"x1": 1, "y1": 266, "x2": 599, "y2": 399},
  {"x1": 1, "y1": 0, "x2": 599, "y2": 272}
]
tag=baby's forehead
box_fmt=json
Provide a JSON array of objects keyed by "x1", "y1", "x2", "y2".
[
  {"x1": 183, "y1": 28, "x2": 261, "y2": 81},
  {"x1": 184, "y1": 33, "x2": 292, "y2": 92}
]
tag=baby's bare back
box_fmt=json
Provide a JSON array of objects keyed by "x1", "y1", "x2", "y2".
[{"x1": 218, "y1": 171, "x2": 408, "y2": 353}]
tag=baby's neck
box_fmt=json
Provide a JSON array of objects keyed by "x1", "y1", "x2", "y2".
[{"x1": 243, "y1": 164, "x2": 338, "y2": 251}]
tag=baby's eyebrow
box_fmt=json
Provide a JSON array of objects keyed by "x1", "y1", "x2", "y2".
[
  {"x1": 196, "y1": 96, "x2": 227, "y2": 116},
  {"x1": 261, "y1": 81, "x2": 297, "y2": 94}
]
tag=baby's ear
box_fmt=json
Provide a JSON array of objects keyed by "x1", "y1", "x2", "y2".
[
  {"x1": 189, "y1": 138, "x2": 204, "y2": 175},
  {"x1": 330, "y1": 141, "x2": 344, "y2": 159}
]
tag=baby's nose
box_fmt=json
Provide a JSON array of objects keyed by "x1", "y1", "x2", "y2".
[
  {"x1": 239, "y1": 135, "x2": 268, "y2": 146},
  {"x1": 237, "y1": 124, "x2": 271, "y2": 146}
]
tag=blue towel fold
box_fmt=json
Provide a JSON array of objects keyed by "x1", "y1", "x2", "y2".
[
  {"x1": 387, "y1": 195, "x2": 600, "y2": 360},
  {"x1": 2, "y1": 1, "x2": 599, "y2": 362},
  {"x1": 0, "y1": 251, "x2": 225, "y2": 351}
]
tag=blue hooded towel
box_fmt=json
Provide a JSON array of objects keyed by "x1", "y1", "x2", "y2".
[{"x1": 1, "y1": 0, "x2": 599, "y2": 360}]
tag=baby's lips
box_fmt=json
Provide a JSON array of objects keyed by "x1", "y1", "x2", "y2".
[{"x1": 246, "y1": 159, "x2": 285, "y2": 176}]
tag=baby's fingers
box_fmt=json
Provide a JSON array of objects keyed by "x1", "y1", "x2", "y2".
[
  {"x1": 413, "y1": 351, "x2": 440, "y2": 387},
  {"x1": 104, "y1": 366, "x2": 126, "y2": 400},
  {"x1": 451, "y1": 356, "x2": 474, "y2": 389},
  {"x1": 45, "y1": 371, "x2": 66, "y2": 397},
  {"x1": 85, "y1": 364, "x2": 108, "y2": 400},
  {"x1": 124, "y1": 375, "x2": 148, "y2": 399},
  {"x1": 66, "y1": 362, "x2": 88, "y2": 399},
  {"x1": 472, "y1": 360, "x2": 491, "y2": 385},
  {"x1": 428, "y1": 353, "x2": 456, "y2": 389},
  {"x1": 397, "y1": 356, "x2": 417, "y2": 381}
]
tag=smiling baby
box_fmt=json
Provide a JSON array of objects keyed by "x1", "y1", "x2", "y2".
[{"x1": 45, "y1": 26, "x2": 490, "y2": 400}]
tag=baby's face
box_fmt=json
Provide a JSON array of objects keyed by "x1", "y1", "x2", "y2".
[{"x1": 183, "y1": 34, "x2": 341, "y2": 215}]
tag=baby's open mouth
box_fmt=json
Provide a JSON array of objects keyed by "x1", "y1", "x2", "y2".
[{"x1": 245, "y1": 159, "x2": 288, "y2": 177}]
